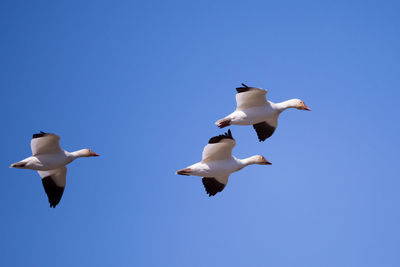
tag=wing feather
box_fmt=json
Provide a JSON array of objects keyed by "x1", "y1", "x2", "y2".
[
  {"x1": 31, "y1": 132, "x2": 62, "y2": 156},
  {"x1": 235, "y1": 88, "x2": 268, "y2": 110},
  {"x1": 202, "y1": 130, "x2": 235, "y2": 162},
  {"x1": 202, "y1": 176, "x2": 229, "y2": 196},
  {"x1": 253, "y1": 121, "x2": 276, "y2": 141},
  {"x1": 38, "y1": 167, "x2": 67, "y2": 208}
]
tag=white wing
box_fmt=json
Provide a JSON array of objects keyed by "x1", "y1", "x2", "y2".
[
  {"x1": 202, "y1": 139, "x2": 235, "y2": 162},
  {"x1": 31, "y1": 132, "x2": 62, "y2": 156},
  {"x1": 38, "y1": 167, "x2": 67, "y2": 208},
  {"x1": 235, "y1": 88, "x2": 268, "y2": 110}
]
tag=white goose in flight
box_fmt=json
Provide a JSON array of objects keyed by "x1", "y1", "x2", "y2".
[
  {"x1": 176, "y1": 130, "x2": 271, "y2": 196},
  {"x1": 215, "y1": 83, "x2": 311, "y2": 142},
  {"x1": 10, "y1": 131, "x2": 99, "y2": 208}
]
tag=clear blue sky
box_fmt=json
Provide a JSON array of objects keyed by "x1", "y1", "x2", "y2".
[{"x1": 1, "y1": 0, "x2": 399, "y2": 266}]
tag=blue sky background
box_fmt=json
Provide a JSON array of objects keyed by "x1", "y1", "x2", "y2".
[{"x1": 1, "y1": 0, "x2": 399, "y2": 266}]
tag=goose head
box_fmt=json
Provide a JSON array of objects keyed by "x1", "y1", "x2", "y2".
[
  {"x1": 80, "y1": 149, "x2": 100, "y2": 157},
  {"x1": 294, "y1": 99, "x2": 311, "y2": 111},
  {"x1": 253, "y1": 155, "x2": 272, "y2": 165}
]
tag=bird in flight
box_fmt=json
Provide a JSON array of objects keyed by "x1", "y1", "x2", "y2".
[
  {"x1": 216, "y1": 83, "x2": 310, "y2": 142},
  {"x1": 10, "y1": 131, "x2": 99, "y2": 208},
  {"x1": 176, "y1": 130, "x2": 271, "y2": 196}
]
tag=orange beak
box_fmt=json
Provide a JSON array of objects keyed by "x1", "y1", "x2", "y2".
[
  {"x1": 91, "y1": 152, "x2": 100, "y2": 157},
  {"x1": 302, "y1": 104, "x2": 311, "y2": 111},
  {"x1": 264, "y1": 160, "x2": 272, "y2": 165}
]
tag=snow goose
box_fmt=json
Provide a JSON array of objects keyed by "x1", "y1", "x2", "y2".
[
  {"x1": 215, "y1": 83, "x2": 310, "y2": 142},
  {"x1": 176, "y1": 130, "x2": 271, "y2": 196},
  {"x1": 10, "y1": 131, "x2": 99, "y2": 208}
]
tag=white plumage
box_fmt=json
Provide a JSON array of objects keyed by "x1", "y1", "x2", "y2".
[
  {"x1": 216, "y1": 83, "x2": 310, "y2": 141},
  {"x1": 10, "y1": 131, "x2": 99, "y2": 208},
  {"x1": 176, "y1": 130, "x2": 271, "y2": 196}
]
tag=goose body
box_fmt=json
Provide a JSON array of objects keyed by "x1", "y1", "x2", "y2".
[
  {"x1": 13, "y1": 152, "x2": 74, "y2": 171},
  {"x1": 216, "y1": 84, "x2": 310, "y2": 141},
  {"x1": 10, "y1": 131, "x2": 99, "y2": 208},
  {"x1": 176, "y1": 130, "x2": 271, "y2": 196},
  {"x1": 186, "y1": 157, "x2": 245, "y2": 177}
]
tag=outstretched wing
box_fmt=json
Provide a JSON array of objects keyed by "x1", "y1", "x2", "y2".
[
  {"x1": 31, "y1": 131, "x2": 62, "y2": 156},
  {"x1": 202, "y1": 176, "x2": 229, "y2": 196},
  {"x1": 202, "y1": 130, "x2": 235, "y2": 162},
  {"x1": 235, "y1": 83, "x2": 268, "y2": 110},
  {"x1": 253, "y1": 121, "x2": 276, "y2": 142},
  {"x1": 38, "y1": 167, "x2": 67, "y2": 208}
]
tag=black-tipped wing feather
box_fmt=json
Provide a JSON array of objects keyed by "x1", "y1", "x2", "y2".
[
  {"x1": 235, "y1": 84, "x2": 268, "y2": 110},
  {"x1": 253, "y1": 122, "x2": 276, "y2": 142},
  {"x1": 33, "y1": 131, "x2": 48, "y2": 139},
  {"x1": 202, "y1": 130, "x2": 236, "y2": 162},
  {"x1": 236, "y1": 83, "x2": 259, "y2": 93},
  {"x1": 38, "y1": 167, "x2": 67, "y2": 208},
  {"x1": 31, "y1": 131, "x2": 62, "y2": 156},
  {"x1": 208, "y1": 129, "x2": 234, "y2": 144},
  {"x1": 42, "y1": 177, "x2": 65, "y2": 208},
  {"x1": 202, "y1": 177, "x2": 226, "y2": 196}
]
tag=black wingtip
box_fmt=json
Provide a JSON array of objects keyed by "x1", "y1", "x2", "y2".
[
  {"x1": 202, "y1": 178, "x2": 226, "y2": 196},
  {"x1": 208, "y1": 130, "x2": 234, "y2": 144},
  {"x1": 236, "y1": 83, "x2": 252, "y2": 93},
  {"x1": 42, "y1": 176, "x2": 64, "y2": 208},
  {"x1": 253, "y1": 122, "x2": 276, "y2": 142},
  {"x1": 33, "y1": 131, "x2": 48, "y2": 139},
  {"x1": 227, "y1": 129, "x2": 232, "y2": 138}
]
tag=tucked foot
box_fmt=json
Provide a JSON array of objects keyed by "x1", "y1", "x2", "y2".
[
  {"x1": 217, "y1": 119, "x2": 231, "y2": 129},
  {"x1": 10, "y1": 162, "x2": 26, "y2": 168},
  {"x1": 176, "y1": 168, "x2": 192, "y2": 176}
]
